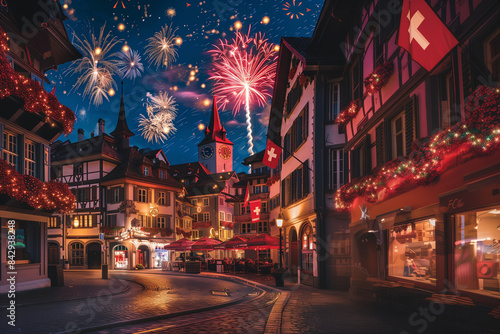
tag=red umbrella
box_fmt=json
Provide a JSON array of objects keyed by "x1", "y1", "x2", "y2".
[
  {"x1": 239, "y1": 234, "x2": 279, "y2": 250},
  {"x1": 214, "y1": 235, "x2": 248, "y2": 250},
  {"x1": 164, "y1": 238, "x2": 194, "y2": 251},
  {"x1": 238, "y1": 234, "x2": 279, "y2": 274},
  {"x1": 191, "y1": 237, "x2": 222, "y2": 251}
]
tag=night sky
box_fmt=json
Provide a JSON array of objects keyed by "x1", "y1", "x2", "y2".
[{"x1": 49, "y1": 0, "x2": 324, "y2": 172}]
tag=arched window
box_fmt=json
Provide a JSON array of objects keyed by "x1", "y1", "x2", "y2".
[
  {"x1": 301, "y1": 224, "x2": 313, "y2": 273},
  {"x1": 302, "y1": 225, "x2": 313, "y2": 250},
  {"x1": 70, "y1": 242, "x2": 84, "y2": 266}
]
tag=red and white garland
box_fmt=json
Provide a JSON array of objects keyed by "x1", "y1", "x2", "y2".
[
  {"x1": 364, "y1": 61, "x2": 394, "y2": 96},
  {"x1": 0, "y1": 158, "x2": 76, "y2": 212},
  {"x1": 0, "y1": 27, "x2": 75, "y2": 134},
  {"x1": 335, "y1": 86, "x2": 500, "y2": 212}
]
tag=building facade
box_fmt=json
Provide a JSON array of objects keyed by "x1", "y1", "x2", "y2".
[
  {"x1": 335, "y1": 0, "x2": 500, "y2": 306},
  {"x1": 267, "y1": 0, "x2": 351, "y2": 289},
  {"x1": 0, "y1": 0, "x2": 79, "y2": 292},
  {"x1": 50, "y1": 86, "x2": 183, "y2": 270}
]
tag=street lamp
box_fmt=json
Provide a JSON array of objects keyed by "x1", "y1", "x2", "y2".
[
  {"x1": 276, "y1": 214, "x2": 284, "y2": 269},
  {"x1": 73, "y1": 217, "x2": 79, "y2": 228}
]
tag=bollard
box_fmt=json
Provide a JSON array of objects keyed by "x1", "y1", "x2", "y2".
[{"x1": 102, "y1": 264, "x2": 108, "y2": 279}]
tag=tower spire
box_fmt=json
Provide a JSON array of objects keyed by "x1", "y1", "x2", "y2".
[{"x1": 111, "y1": 82, "x2": 134, "y2": 149}]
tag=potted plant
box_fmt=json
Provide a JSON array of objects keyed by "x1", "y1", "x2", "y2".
[
  {"x1": 135, "y1": 264, "x2": 145, "y2": 270},
  {"x1": 272, "y1": 267, "x2": 289, "y2": 287}
]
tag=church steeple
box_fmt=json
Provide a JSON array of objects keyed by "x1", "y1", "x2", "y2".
[
  {"x1": 111, "y1": 82, "x2": 134, "y2": 149},
  {"x1": 198, "y1": 96, "x2": 233, "y2": 146}
]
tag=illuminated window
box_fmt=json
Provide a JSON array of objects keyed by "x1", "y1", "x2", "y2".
[
  {"x1": 24, "y1": 140, "x2": 36, "y2": 176},
  {"x1": 391, "y1": 113, "x2": 405, "y2": 159},
  {"x1": 48, "y1": 217, "x2": 60, "y2": 228},
  {"x1": 219, "y1": 212, "x2": 225, "y2": 221},
  {"x1": 227, "y1": 213, "x2": 232, "y2": 222},
  {"x1": 156, "y1": 216, "x2": 166, "y2": 229},
  {"x1": 3, "y1": 132, "x2": 18, "y2": 169},
  {"x1": 158, "y1": 192, "x2": 166, "y2": 205},
  {"x1": 144, "y1": 167, "x2": 150, "y2": 176},
  {"x1": 138, "y1": 189, "x2": 147, "y2": 202},
  {"x1": 70, "y1": 242, "x2": 84, "y2": 266}
]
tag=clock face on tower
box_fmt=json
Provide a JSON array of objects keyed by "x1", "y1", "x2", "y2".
[
  {"x1": 219, "y1": 145, "x2": 231, "y2": 160},
  {"x1": 201, "y1": 145, "x2": 214, "y2": 159}
]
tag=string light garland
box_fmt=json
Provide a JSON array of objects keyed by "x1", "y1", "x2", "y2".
[
  {"x1": 0, "y1": 27, "x2": 75, "y2": 134},
  {"x1": 176, "y1": 227, "x2": 193, "y2": 238},
  {"x1": 335, "y1": 85, "x2": 500, "y2": 212},
  {"x1": 364, "y1": 61, "x2": 394, "y2": 96},
  {"x1": 335, "y1": 99, "x2": 361, "y2": 125},
  {"x1": 298, "y1": 73, "x2": 310, "y2": 88},
  {"x1": 0, "y1": 158, "x2": 76, "y2": 212},
  {"x1": 142, "y1": 227, "x2": 174, "y2": 237},
  {"x1": 288, "y1": 65, "x2": 297, "y2": 80},
  {"x1": 100, "y1": 226, "x2": 123, "y2": 234},
  {"x1": 265, "y1": 173, "x2": 280, "y2": 186},
  {"x1": 220, "y1": 221, "x2": 234, "y2": 229},
  {"x1": 192, "y1": 221, "x2": 211, "y2": 229}
]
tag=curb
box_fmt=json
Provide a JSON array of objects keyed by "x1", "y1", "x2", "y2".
[{"x1": 264, "y1": 291, "x2": 291, "y2": 334}]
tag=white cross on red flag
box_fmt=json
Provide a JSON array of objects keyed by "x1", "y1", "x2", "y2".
[
  {"x1": 398, "y1": 0, "x2": 458, "y2": 72},
  {"x1": 243, "y1": 182, "x2": 250, "y2": 208},
  {"x1": 250, "y1": 199, "x2": 262, "y2": 223},
  {"x1": 262, "y1": 138, "x2": 282, "y2": 169}
]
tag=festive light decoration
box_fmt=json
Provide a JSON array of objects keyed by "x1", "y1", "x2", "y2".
[
  {"x1": 363, "y1": 61, "x2": 394, "y2": 96},
  {"x1": 0, "y1": 28, "x2": 75, "y2": 134},
  {"x1": 220, "y1": 221, "x2": 234, "y2": 229},
  {"x1": 141, "y1": 227, "x2": 174, "y2": 237},
  {"x1": 192, "y1": 221, "x2": 211, "y2": 229},
  {"x1": 176, "y1": 227, "x2": 192, "y2": 238},
  {"x1": 265, "y1": 173, "x2": 280, "y2": 186},
  {"x1": 0, "y1": 158, "x2": 76, "y2": 212},
  {"x1": 100, "y1": 226, "x2": 123, "y2": 234},
  {"x1": 298, "y1": 73, "x2": 310, "y2": 88},
  {"x1": 288, "y1": 65, "x2": 297, "y2": 80},
  {"x1": 209, "y1": 27, "x2": 278, "y2": 155},
  {"x1": 335, "y1": 86, "x2": 500, "y2": 212},
  {"x1": 335, "y1": 99, "x2": 361, "y2": 125}
]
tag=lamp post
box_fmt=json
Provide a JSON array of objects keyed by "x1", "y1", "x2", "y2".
[{"x1": 276, "y1": 214, "x2": 284, "y2": 269}]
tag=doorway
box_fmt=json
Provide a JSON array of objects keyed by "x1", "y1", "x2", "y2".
[
  {"x1": 87, "y1": 242, "x2": 102, "y2": 269},
  {"x1": 48, "y1": 242, "x2": 60, "y2": 265},
  {"x1": 138, "y1": 245, "x2": 149, "y2": 268},
  {"x1": 289, "y1": 229, "x2": 298, "y2": 276}
]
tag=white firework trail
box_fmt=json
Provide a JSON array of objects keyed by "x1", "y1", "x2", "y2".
[
  {"x1": 65, "y1": 25, "x2": 121, "y2": 105},
  {"x1": 144, "y1": 24, "x2": 180, "y2": 69},
  {"x1": 139, "y1": 92, "x2": 178, "y2": 143},
  {"x1": 117, "y1": 49, "x2": 144, "y2": 80}
]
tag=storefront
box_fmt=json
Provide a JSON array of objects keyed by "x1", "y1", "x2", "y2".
[
  {"x1": 113, "y1": 244, "x2": 128, "y2": 269},
  {"x1": 440, "y1": 172, "x2": 500, "y2": 302},
  {"x1": 154, "y1": 248, "x2": 169, "y2": 268}
]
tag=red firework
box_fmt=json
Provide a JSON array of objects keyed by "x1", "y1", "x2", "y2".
[{"x1": 209, "y1": 27, "x2": 278, "y2": 115}]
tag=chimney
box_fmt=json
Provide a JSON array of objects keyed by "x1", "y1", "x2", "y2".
[
  {"x1": 97, "y1": 119, "x2": 105, "y2": 135},
  {"x1": 91, "y1": 131, "x2": 95, "y2": 138},
  {"x1": 77, "y1": 128, "x2": 84, "y2": 141}
]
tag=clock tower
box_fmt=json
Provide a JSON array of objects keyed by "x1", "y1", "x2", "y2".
[{"x1": 198, "y1": 96, "x2": 233, "y2": 173}]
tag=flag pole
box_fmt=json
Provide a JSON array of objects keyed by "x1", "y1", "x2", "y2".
[{"x1": 266, "y1": 136, "x2": 313, "y2": 172}]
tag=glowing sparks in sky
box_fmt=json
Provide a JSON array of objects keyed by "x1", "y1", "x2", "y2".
[
  {"x1": 166, "y1": 8, "x2": 176, "y2": 18},
  {"x1": 283, "y1": 0, "x2": 310, "y2": 19},
  {"x1": 117, "y1": 49, "x2": 144, "y2": 80},
  {"x1": 144, "y1": 24, "x2": 180, "y2": 69},
  {"x1": 65, "y1": 26, "x2": 120, "y2": 105},
  {"x1": 209, "y1": 27, "x2": 277, "y2": 155},
  {"x1": 139, "y1": 92, "x2": 178, "y2": 143}
]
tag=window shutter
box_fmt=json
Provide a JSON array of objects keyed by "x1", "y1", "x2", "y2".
[
  {"x1": 303, "y1": 161, "x2": 309, "y2": 196},
  {"x1": 133, "y1": 186, "x2": 137, "y2": 201},
  {"x1": 405, "y1": 97, "x2": 415, "y2": 155},
  {"x1": 119, "y1": 187, "x2": 125, "y2": 202},
  {"x1": 92, "y1": 186, "x2": 97, "y2": 201},
  {"x1": 364, "y1": 135, "x2": 372, "y2": 174},
  {"x1": 375, "y1": 123, "x2": 385, "y2": 167},
  {"x1": 85, "y1": 188, "x2": 90, "y2": 201},
  {"x1": 166, "y1": 192, "x2": 171, "y2": 206}
]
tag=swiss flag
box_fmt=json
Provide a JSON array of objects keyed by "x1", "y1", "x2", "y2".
[
  {"x1": 243, "y1": 182, "x2": 250, "y2": 208},
  {"x1": 249, "y1": 199, "x2": 262, "y2": 223},
  {"x1": 262, "y1": 138, "x2": 282, "y2": 169},
  {"x1": 398, "y1": 0, "x2": 458, "y2": 72}
]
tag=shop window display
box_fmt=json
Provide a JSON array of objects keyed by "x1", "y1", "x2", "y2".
[
  {"x1": 388, "y1": 219, "x2": 436, "y2": 284},
  {"x1": 454, "y1": 208, "x2": 500, "y2": 298}
]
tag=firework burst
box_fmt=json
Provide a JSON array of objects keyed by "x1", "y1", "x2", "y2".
[
  {"x1": 65, "y1": 25, "x2": 120, "y2": 105},
  {"x1": 139, "y1": 92, "x2": 178, "y2": 143},
  {"x1": 283, "y1": 0, "x2": 309, "y2": 19},
  {"x1": 144, "y1": 24, "x2": 180, "y2": 69},
  {"x1": 117, "y1": 49, "x2": 144, "y2": 80},
  {"x1": 166, "y1": 7, "x2": 176, "y2": 18},
  {"x1": 209, "y1": 27, "x2": 277, "y2": 155}
]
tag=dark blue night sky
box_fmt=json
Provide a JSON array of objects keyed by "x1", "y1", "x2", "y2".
[{"x1": 49, "y1": 0, "x2": 324, "y2": 172}]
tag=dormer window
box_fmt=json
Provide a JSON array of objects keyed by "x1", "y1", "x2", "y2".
[
  {"x1": 144, "y1": 166, "x2": 150, "y2": 176},
  {"x1": 160, "y1": 170, "x2": 165, "y2": 179}
]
